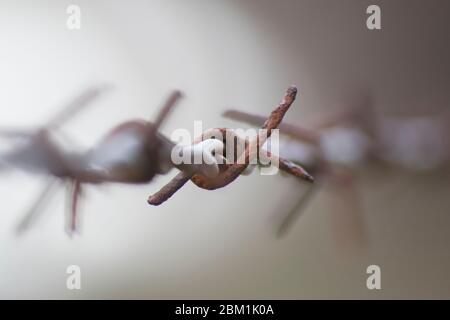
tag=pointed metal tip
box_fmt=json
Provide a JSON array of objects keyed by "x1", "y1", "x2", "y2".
[
  {"x1": 147, "y1": 196, "x2": 160, "y2": 206},
  {"x1": 287, "y1": 85, "x2": 298, "y2": 95},
  {"x1": 304, "y1": 173, "x2": 315, "y2": 183}
]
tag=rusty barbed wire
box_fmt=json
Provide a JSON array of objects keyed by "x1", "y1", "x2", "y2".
[
  {"x1": 148, "y1": 86, "x2": 314, "y2": 206},
  {"x1": 2, "y1": 85, "x2": 315, "y2": 234}
]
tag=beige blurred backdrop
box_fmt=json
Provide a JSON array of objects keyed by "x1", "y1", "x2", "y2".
[{"x1": 0, "y1": 0, "x2": 449, "y2": 299}]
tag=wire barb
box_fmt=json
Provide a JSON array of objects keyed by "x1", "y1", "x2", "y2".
[{"x1": 148, "y1": 86, "x2": 314, "y2": 206}]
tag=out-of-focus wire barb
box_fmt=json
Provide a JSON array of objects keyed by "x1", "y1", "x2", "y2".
[
  {"x1": 1, "y1": 87, "x2": 226, "y2": 235},
  {"x1": 223, "y1": 92, "x2": 450, "y2": 250}
]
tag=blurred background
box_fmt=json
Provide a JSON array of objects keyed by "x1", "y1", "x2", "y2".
[{"x1": 0, "y1": 0, "x2": 449, "y2": 299}]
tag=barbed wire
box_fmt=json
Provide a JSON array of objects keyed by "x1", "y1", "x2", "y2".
[{"x1": 148, "y1": 86, "x2": 314, "y2": 206}]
